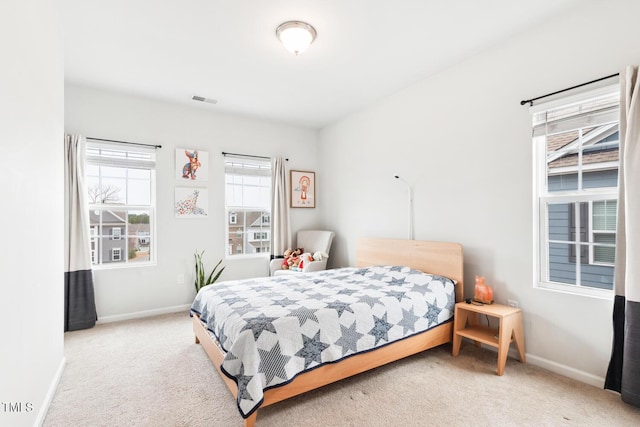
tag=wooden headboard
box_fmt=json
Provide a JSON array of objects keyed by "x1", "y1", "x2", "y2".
[{"x1": 356, "y1": 237, "x2": 464, "y2": 303}]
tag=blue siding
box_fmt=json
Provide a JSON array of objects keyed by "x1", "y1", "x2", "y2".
[
  {"x1": 549, "y1": 174, "x2": 577, "y2": 191},
  {"x1": 584, "y1": 169, "x2": 618, "y2": 189},
  {"x1": 546, "y1": 202, "x2": 614, "y2": 289},
  {"x1": 549, "y1": 170, "x2": 617, "y2": 191}
]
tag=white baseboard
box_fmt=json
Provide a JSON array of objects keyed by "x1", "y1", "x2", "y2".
[
  {"x1": 477, "y1": 342, "x2": 605, "y2": 388},
  {"x1": 96, "y1": 304, "x2": 192, "y2": 324},
  {"x1": 35, "y1": 356, "x2": 66, "y2": 426},
  {"x1": 525, "y1": 353, "x2": 605, "y2": 388}
]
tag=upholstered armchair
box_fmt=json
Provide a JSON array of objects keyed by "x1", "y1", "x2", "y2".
[{"x1": 270, "y1": 230, "x2": 335, "y2": 276}]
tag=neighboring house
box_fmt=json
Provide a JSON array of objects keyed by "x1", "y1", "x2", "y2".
[
  {"x1": 228, "y1": 211, "x2": 270, "y2": 255},
  {"x1": 89, "y1": 210, "x2": 127, "y2": 264},
  {"x1": 247, "y1": 212, "x2": 270, "y2": 254},
  {"x1": 547, "y1": 124, "x2": 618, "y2": 289},
  {"x1": 128, "y1": 223, "x2": 151, "y2": 262}
]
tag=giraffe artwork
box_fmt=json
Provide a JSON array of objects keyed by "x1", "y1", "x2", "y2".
[{"x1": 175, "y1": 188, "x2": 208, "y2": 218}]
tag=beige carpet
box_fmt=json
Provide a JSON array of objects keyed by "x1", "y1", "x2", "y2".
[{"x1": 44, "y1": 312, "x2": 640, "y2": 427}]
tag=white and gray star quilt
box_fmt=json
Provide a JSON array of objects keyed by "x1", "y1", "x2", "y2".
[{"x1": 190, "y1": 265, "x2": 456, "y2": 418}]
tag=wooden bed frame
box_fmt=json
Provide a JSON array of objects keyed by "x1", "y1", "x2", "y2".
[{"x1": 192, "y1": 237, "x2": 464, "y2": 426}]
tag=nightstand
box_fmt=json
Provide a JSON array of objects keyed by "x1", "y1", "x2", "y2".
[{"x1": 452, "y1": 302, "x2": 526, "y2": 375}]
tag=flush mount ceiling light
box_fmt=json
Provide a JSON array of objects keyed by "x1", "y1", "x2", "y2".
[{"x1": 276, "y1": 21, "x2": 317, "y2": 55}]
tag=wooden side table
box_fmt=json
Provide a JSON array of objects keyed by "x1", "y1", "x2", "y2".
[{"x1": 452, "y1": 302, "x2": 526, "y2": 375}]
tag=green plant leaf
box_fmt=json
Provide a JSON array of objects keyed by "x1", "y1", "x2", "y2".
[{"x1": 193, "y1": 250, "x2": 224, "y2": 292}]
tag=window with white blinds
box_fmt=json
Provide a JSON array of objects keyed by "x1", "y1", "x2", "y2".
[
  {"x1": 224, "y1": 155, "x2": 271, "y2": 257},
  {"x1": 532, "y1": 85, "x2": 619, "y2": 296}
]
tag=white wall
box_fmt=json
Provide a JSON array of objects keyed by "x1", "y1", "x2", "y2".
[
  {"x1": 0, "y1": 1, "x2": 65, "y2": 425},
  {"x1": 65, "y1": 84, "x2": 321, "y2": 319},
  {"x1": 319, "y1": 0, "x2": 640, "y2": 384}
]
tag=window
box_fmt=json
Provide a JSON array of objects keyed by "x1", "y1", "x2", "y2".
[
  {"x1": 86, "y1": 141, "x2": 156, "y2": 267},
  {"x1": 90, "y1": 226, "x2": 98, "y2": 264},
  {"x1": 592, "y1": 200, "x2": 617, "y2": 264},
  {"x1": 111, "y1": 227, "x2": 121, "y2": 240},
  {"x1": 225, "y1": 155, "x2": 271, "y2": 257},
  {"x1": 533, "y1": 86, "x2": 618, "y2": 296}
]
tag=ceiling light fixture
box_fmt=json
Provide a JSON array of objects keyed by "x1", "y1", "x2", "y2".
[{"x1": 276, "y1": 21, "x2": 317, "y2": 55}]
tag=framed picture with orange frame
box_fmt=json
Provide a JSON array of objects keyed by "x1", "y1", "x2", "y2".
[{"x1": 290, "y1": 170, "x2": 315, "y2": 208}]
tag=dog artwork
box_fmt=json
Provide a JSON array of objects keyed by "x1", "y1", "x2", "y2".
[{"x1": 182, "y1": 150, "x2": 201, "y2": 180}]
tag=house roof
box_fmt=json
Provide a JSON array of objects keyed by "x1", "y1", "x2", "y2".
[
  {"x1": 89, "y1": 210, "x2": 126, "y2": 225},
  {"x1": 547, "y1": 126, "x2": 618, "y2": 170},
  {"x1": 128, "y1": 223, "x2": 150, "y2": 235}
]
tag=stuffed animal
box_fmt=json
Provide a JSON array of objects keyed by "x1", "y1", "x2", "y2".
[
  {"x1": 281, "y1": 248, "x2": 293, "y2": 269},
  {"x1": 282, "y1": 248, "x2": 304, "y2": 270},
  {"x1": 288, "y1": 253, "x2": 300, "y2": 269},
  {"x1": 298, "y1": 253, "x2": 314, "y2": 269},
  {"x1": 288, "y1": 248, "x2": 303, "y2": 268},
  {"x1": 312, "y1": 251, "x2": 328, "y2": 261}
]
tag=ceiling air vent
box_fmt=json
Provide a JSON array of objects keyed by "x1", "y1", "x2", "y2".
[{"x1": 192, "y1": 95, "x2": 218, "y2": 104}]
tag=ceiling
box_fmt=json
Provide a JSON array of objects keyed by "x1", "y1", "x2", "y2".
[{"x1": 59, "y1": 0, "x2": 581, "y2": 129}]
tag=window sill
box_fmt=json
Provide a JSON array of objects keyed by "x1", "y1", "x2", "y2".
[
  {"x1": 535, "y1": 281, "x2": 613, "y2": 300},
  {"x1": 93, "y1": 261, "x2": 157, "y2": 271},
  {"x1": 226, "y1": 254, "x2": 270, "y2": 261}
]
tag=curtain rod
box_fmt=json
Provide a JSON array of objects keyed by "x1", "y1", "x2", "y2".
[
  {"x1": 87, "y1": 137, "x2": 162, "y2": 149},
  {"x1": 520, "y1": 72, "x2": 619, "y2": 106},
  {"x1": 222, "y1": 151, "x2": 288, "y2": 161}
]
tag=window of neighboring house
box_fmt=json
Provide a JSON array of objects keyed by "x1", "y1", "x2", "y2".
[
  {"x1": 112, "y1": 227, "x2": 121, "y2": 240},
  {"x1": 86, "y1": 141, "x2": 156, "y2": 267},
  {"x1": 90, "y1": 226, "x2": 98, "y2": 264},
  {"x1": 532, "y1": 85, "x2": 619, "y2": 297},
  {"x1": 225, "y1": 155, "x2": 271, "y2": 257},
  {"x1": 592, "y1": 200, "x2": 617, "y2": 264}
]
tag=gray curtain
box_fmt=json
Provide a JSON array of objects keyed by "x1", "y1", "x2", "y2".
[
  {"x1": 605, "y1": 65, "x2": 640, "y2": 407},
  {"x1": 270, "y1": 157, "x2": 291, "y2": 257},
  {"x1": 64, "y1": 134, "x2": 97, "y2": 331}
]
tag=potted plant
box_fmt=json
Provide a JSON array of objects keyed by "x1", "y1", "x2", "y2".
[{"x1": 194, "y1": 250, "x2": 225, "y2": 292}]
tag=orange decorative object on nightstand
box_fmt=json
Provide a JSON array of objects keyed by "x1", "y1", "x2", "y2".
[{"x1": 473, "y1": 275, "x2": 494, "y2": 304}]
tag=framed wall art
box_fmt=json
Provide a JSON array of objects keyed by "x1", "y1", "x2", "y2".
[
  {"x1": 175, "y1": 187, "x2": 208, "y2": 218},
  {"x1": 290, "y1": 170, "x2": 315, "y2": 208},
  {"x1": 176, "y1": 148, "x2": 209, "y2": 182}
]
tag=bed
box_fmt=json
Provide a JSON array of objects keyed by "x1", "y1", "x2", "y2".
[{"x1": 191, "y1": 237, "x2": 464, "y2": 426}]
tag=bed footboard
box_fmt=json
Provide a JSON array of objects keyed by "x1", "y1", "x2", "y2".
[{"x1": 193, "y1": 313, "x2": 452, "y2": 426}]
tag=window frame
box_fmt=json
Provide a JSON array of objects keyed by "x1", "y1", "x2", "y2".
[
  {"x1": 85, "y1": 141, "x2": 157, "y2": 269},
  {"x1": 111, "y1": 227, "x2": 122, "y2": 240},
  {"x1": 224, "y1": 156, "x2": 272, "y2": 259},
  {"x1": 532, "y1": 85, "x2": 618, "y2": 298},
  {"x1": 111, "y1": 247, "x2": 122, "y2": 261}
]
